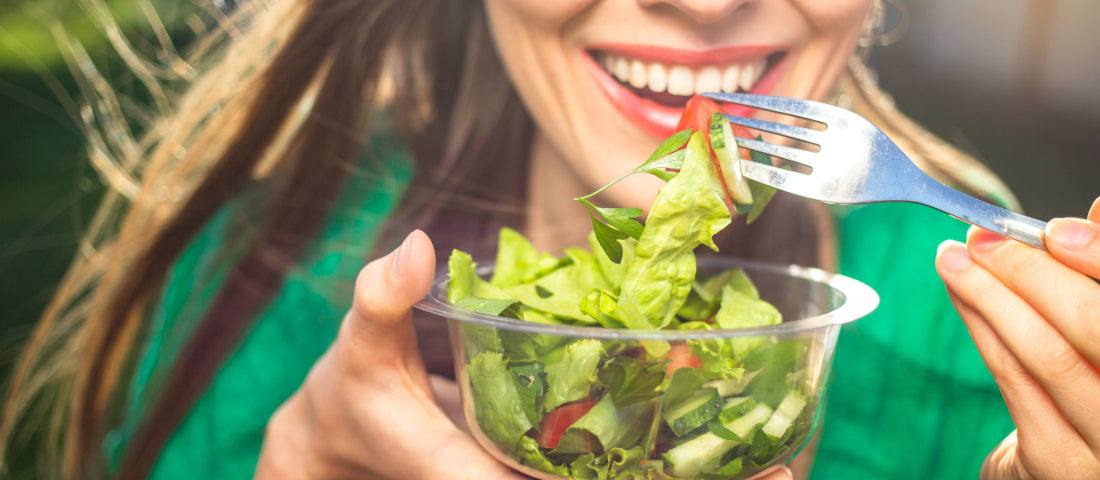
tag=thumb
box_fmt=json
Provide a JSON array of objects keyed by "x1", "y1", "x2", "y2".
[
  {"x1": 333, "y1": 231, "x2": 531, "y2": 479},
  {"x1": 340, "y1": 229, "x2": 436, "y2": 374}
]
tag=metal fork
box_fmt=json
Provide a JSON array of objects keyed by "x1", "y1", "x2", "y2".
[{"x1": 701, "y1": 92, "x2": 1048, "y2": 249}]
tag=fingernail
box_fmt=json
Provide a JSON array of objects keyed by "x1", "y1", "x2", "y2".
[
  {"x1": 1047, "y1": 218, "x2": 1094, "y2": 250},
  {"x1": 966, "y1": 225, "x2": 1006, "y2": 253},
  {"x1": 391, "y1": 230, "x2": 416, "y2": 278},
  {"x1": 937, "y1": 240, "x2": 972, "y2": 271}
]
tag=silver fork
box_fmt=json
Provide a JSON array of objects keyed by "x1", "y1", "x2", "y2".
[{"x1": 701, "y1": 92, "x2": 1048, "y2": 249}]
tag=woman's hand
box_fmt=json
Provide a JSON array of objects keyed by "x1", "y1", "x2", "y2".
[
  {"x1": 936, "y1": 196, "x2": 1100, "y2": 479},
  {"x1": 254, "y1": 230, "x2": 529, "y2": 479}
]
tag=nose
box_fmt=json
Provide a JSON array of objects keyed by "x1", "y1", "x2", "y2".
[{"x1": 638, "y1": 0, "x2": 754, "y2": 24}]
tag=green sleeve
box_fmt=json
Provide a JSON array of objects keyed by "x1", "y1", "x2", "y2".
[
  {"x1": 104, "y1": 135, "x2": 413, "y2": 479},
  {"x1": 809, "y1": 203, "x2": 1014, "y2": 479}
]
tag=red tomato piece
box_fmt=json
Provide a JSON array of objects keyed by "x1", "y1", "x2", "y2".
[
  {"x1": 536, "y1": 400, "x2": 598, "y2": 450},
  {"x1": 676, "y1": 95, "x2": 721, "y2": 134},
  {"x1": 676, "y1": 95, "x2": 755, "y2": 158},
  {"x1": 664, "y1": 342, "x2": 702, "y2": 378},
  {"x1": 674, "y1": 95, "x2": 760, "y2": 205}
]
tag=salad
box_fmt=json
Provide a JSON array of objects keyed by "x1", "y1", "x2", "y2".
[{"x1": 445, "y1": 96, "x2": 815, "y2": 479}]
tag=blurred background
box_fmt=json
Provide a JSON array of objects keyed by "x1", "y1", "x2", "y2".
[
  {"x1": 0, "y1": 0, "x2": 1097, "y2": 455},
  {"x1": 871, "y1": 0, "x2": 1099, "y2": 219}
]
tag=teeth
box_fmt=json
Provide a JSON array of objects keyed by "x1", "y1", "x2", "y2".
[
  {"x1": 629, "y1": 60, "x2": 647, "y2": 89},
  {"x1": 739, "y1": 59, "x2": 764, "y2": 91},
  {"x1": 601, "y1": 52, "x2": 768, "y2": 96},
  {"x1": 695, "y1": 67, "x2": 721, "y2": 95},
  {"x1": 613, "y1": 56, "x2": 630, "y2": 82},
  {"x1": 647, "y1": 63, "x2": 667, "y2": 92},
  {"x1": 667, "y1": 66, "x2": 694, "y2": 96},
  {"x1": 721, "y1": 65, "x2": 741, "y2": 93}
]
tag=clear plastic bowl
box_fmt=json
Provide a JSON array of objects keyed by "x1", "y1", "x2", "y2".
[{"x1": 415, "y1": 256, "x2": 878, "y2": 480}]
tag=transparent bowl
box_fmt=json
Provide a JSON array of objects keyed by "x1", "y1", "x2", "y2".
[{"x1": 415, "y1": 256, "x2": 878, "y2": 480}]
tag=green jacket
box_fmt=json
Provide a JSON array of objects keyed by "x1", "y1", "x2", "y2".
[{"x1": 108, "y1": 137, "x2": 1013, "y2": 479}]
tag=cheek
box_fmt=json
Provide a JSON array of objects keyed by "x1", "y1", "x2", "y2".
[
  {"x1": 793, "y1": 0, "x2": 874, "y2": 31},
  {"x1": 484, "y1": 0, "x2": 596, "y2": 29}
]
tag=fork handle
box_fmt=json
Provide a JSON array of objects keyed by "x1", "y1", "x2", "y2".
[{"x1": 920, "y1": 179, "x2": 1048, "y2": 250}]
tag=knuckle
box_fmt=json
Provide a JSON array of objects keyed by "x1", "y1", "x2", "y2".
[
  {"x1": 1054, "y1": 276, "x2": 1100, "y2": 322},
  {"x1": 1033, "y1": 333, "x2": 1090, "y2": 384},
  {"x1": 1051, "y1": 449, "x2": 1100, "y2": 480},
  {"x1": 1002, "y1": 248, "x2": 1047, "y2": 285},
  {"x1": 264, "y1": 401, "x2": 299, "y2": 440},
  {"x1": 1016, "y1": 432, "x2": 1099, "y2": 480},
  {"x1": 1081, "y1": 308, "x2": 1100, "y2": 350},
  {"x1": 988, "y1": 350, "x2": 1030, "y2": 392}
]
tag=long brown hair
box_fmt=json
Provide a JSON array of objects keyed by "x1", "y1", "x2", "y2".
[
  {"x1": 1, "y1": 0, "x2": 532, "y2": 478},
  {"x1": 1, "y1": 0, "x2": 1017, "y2": 478}
]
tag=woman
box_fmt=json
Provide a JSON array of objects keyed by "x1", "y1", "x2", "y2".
[{"x1": 2, "y1": 0, "x2": 1097, "y2": 479}]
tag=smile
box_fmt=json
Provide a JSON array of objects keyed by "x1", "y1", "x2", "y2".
[
  {"x1": 597, "y1": 52, "x2": 772, "y2": 101},
  {"x1": 585, "y1": 45, "x2": 787, "y2": 138}
]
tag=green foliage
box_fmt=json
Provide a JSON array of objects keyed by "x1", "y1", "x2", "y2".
[{"x1": 0, "y1": 0, "x2": 198, "y2": 70}]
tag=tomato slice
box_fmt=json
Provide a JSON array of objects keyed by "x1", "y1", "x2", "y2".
[
  {"x1": 536, "y1": 399, "x2": 598, "y2": 449},
  {"x1": 664, "y1": 342, "x2": 702, "y2": 378},
  {"x1": 676, "y1": 95, "x2": 720, "y2": 134},
  {"x1": 674, "y1": 95, "x2": 757, "y2": 205}
]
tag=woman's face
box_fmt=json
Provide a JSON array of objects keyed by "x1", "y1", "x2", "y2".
[{"x1": 484, "y1": 0, "x2": 873, "y2": 213}]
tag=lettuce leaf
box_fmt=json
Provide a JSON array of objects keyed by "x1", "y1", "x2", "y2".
[
  {"x1": 502, "y1": 247, "x2": 612, "y2": 323},
  {"x1": 552, "y1": 395, "x2": 657, "y2": 456},
  {"x1": 516, "y1": 435, "x2": 570, "y2": 476},
  {"x1": 543, "y1": 339, "x2": 605, "y2": 413},
  {"x1": 616, "y1": 131, "x2": 732, "y2": 330},
  {"x1": 491, "y1": 226, "x2": 566, "y2": 287},
  {"x1": 467, "y1": 352, "x2": 533, "y2": 448},
  {"x1": 447, "y1": 249, "x2": 512, "y2": 303}
]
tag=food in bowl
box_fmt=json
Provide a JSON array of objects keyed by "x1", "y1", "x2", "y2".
[{"x1": 415, "y1": 97, "x2": 878, "y2": 479}]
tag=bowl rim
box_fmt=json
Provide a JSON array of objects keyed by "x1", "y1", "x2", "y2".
[{"x1": 414, "y1": 256, "x2": 879, "y2": 340}]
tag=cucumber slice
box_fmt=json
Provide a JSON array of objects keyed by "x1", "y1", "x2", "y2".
[
  {"x1": 704, "y1": 369, "x2": 760, "y2": 397},
  {"x1": 761, "y1": 391, "x2": 807, "y2": 439},
  {"x1": 709, "y1": 114, "x2": 753, "y2": 205},
  {"x1": 717, "y1": 396, "x2": 757, "y2": 425},
  {"x1": 662, "y1": 431, "x2": 738, "y2": 478},
  {"x1": 663, "y1": 402, "x2": 774, "y2": 478},
  {"x1": 724, "y1": 403, "x2": 774, "y2": 440},
  {"x1": 663, "y1": 387, "x2": 723, "y2": 436}
]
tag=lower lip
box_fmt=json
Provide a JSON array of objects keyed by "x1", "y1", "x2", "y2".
[{"x1": 585, "y1": 53, "x2": 787, "y2": 139}]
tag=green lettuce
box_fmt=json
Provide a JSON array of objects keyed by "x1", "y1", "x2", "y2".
[{"x1": 447, "y1": 113, "x2": 807, "y2": 480}]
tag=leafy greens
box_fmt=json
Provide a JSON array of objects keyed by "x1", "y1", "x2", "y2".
[{"x1": 447, "y1": 109, "x2": 815, "y2": 479}]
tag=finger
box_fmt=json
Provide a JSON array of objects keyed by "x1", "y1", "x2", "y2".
[
  {"x1": 340, "y1": 377, "x2": 532, "y2": 480},
  {"x1": 980, "y1": 429, "x2": 1098, "y2": 480},
  {"x1": 753, "y1": 465, "x2": 793, "y2": 479},
  {"x1": 936, "y1": 240, "x2": 1100, "y2": 448},
  {"x1": 937, "y1": 274, "x2": 1092, "y2": 478},
  {"x1": 350, "y1": 371, "x2": 530, "y2": 479},
  {"x1": 431, "y1": 374, "x2": 469, "y2": 432},
  {"x1": 1044, "y1": 196, "x2": 1100, "y2": 279},
  {"x1": 981, "y1": 431, "x2": 1032, "y2": 480},
  {"x1": 939, "y1": 248, "x2": 1100, "y2": 478},
  {"x1": 964, "y1": 226, "x2": 1100, "y2": 370},
  {"x1": 340, "y1": 229, "x2": 436, "y2": 373}
]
